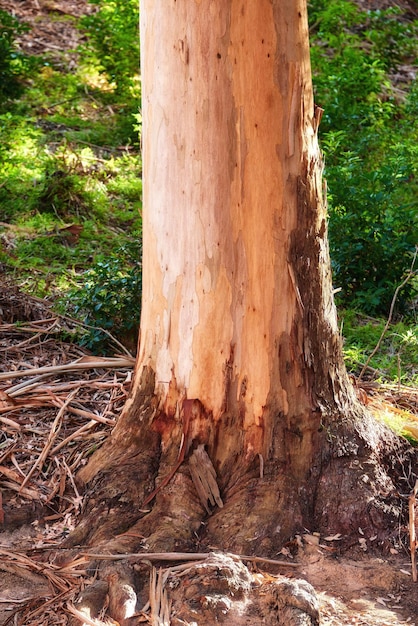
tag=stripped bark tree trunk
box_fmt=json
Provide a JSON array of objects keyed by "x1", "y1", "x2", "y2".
[{"x1": 68, "y1": 0, "x2": 407, "y2": 562}]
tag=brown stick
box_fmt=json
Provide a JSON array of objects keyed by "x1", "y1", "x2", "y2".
[
  {"x1": 0, "y1": 356, "x2": 135, "y2": 382},
  {"x1": 409, "y1": 479, "x2": 418, "y2": 582},
  {"x1": 81, "y1": 551, "x2": 300, "y2": 568}
]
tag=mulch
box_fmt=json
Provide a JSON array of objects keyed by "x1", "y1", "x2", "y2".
[
  {"x1": 0, "y1": 281, "x2": 135, "y2": 623},
  {"x1": 0, "y1": 281, "x2": 134, "y2": 535}
]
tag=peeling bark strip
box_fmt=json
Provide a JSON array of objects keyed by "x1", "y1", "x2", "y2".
[{"x1": 189, "y1": 444, "x2": 223, "y2": 513}]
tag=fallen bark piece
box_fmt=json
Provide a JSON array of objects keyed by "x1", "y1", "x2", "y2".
[{"x1": 188, "y1": 444, "x2": 223, "y2": 513}]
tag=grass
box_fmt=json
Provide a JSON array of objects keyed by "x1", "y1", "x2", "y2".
[
  {"x1": 0, "y1": 53, "x2": 142, "y2": 294},
  {"x1": 340, "y1": 310, "x2": 418, "y2": 386}
]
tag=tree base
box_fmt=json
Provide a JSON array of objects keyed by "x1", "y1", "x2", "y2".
[{"x1": 67, "y1": 398, "x2": 415, "y2": 558}]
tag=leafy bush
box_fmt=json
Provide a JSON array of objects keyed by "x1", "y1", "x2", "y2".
[
  {"x1": 0, "y1": 10, "x2": 35, "y2": 103},
  {"x1": 62, "y1": 239, "x2": 142, "y2": 353},
  {"x1": 81, "y1": 0, "x2": 139, "y2": 97},
  {"x1": 79, "y1": 0, "x2": 140, "y2": 145},
  {"x1": 309, "y1": 0, "x2": 418, "y2": 314}
]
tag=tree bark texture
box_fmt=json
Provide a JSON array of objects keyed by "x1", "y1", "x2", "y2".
[{"x1": 72, "y1": 0, "x2": 407, "y2": 557}]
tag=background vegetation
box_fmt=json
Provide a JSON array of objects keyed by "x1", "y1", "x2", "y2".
[
  {"x1": 309, "y1": 0, "x2": 418, "y2": 316},
  {"x1": 0, "y1": 0, "x2": 416, "y2": 386}
]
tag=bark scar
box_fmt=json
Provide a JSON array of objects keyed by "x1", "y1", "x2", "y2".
[
  {"x1": 287, "y1": 263, "x2": 304, "y2": 314},
  {"x1": 288, "y1": 63, "x2": 301, "y2": 158}
]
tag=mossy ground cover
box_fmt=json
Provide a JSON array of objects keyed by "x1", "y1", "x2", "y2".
[
  {"x1": 0, "y1": 0, "x2": 142, "y2": 347},
  {"x1": 0, "y1": 66, "x2": 141, "y2": 285}
]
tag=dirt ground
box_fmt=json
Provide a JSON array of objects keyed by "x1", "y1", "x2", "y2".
[
  {"x1": 1, "y1": 1, "x2": 418, "y2": 624},
  {"x1": 1, "y1": 517, "x2": 418, "y2": 624}
]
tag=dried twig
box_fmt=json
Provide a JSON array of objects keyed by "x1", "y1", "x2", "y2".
[
  {"x1": 20, "y1": 390, "x2": 77, "y2": 490},
  {"x1": 0, "y1": 356, "x2": 135, "y2": 382},
  {"x1": 82, "y1": 551, "x2": 300, "y2": 568},
  {"x1": 409, "y1": 479, "x2": 418, "y2": 582}
]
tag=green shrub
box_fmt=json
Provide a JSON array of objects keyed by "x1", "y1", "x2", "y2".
[
  {"x1": 309, "y1": 0, "x2": 418, "y2": 314},
  {"x1": 0, "y1": 10, "x2": 36, "y2": 103},
  {"x1": 78, "y1": 0, "x2": 140, "y2": 145},
  {"x1": 61, "y1": 239, "x2": 142, "y2": 353},
  {"x1": 341, "y1": 310, "x2": 418, "y2": 385},
  {"x1": 81, "y1": 0, "x2": 139, "y2": 98}
]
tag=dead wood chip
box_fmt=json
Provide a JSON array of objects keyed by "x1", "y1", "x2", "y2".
[{"x1": 188, "y1": 444, "x2": 223, "y2": 513}]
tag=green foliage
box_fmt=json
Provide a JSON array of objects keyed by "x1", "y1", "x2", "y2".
[
  {"x1": 309, "y1": 0, "x2": 418, "y2": 314},
  {"x1": 81, "y1": 0, "x2": 139, "y2": 95},
  {"x1": 0, "y1": 38, "x2": 142, "y2": 304},
  {"x1": 61, "y1": 240, "x2": 142, "y2": 352},
  {"x1": 0, "y1": 10, "x2": 36, "y2": 103},
  {"x1": 76, "y1": 0, "x2": 141, "y2": 145}
]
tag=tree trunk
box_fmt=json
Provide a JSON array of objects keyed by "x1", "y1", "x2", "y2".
[{"x1": 68, "y1": 0, "x2": 407, "y2": 562}]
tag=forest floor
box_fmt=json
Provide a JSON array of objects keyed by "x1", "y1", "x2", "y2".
[{"x1": 1, "y1": 1, "x2": 418, "y2": 625}]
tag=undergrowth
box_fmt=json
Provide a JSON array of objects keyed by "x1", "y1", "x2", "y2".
[
  {"x1": 341, "y1": 310, "x2": 418, "y2": 386},
  {"x1": 309, "y1": 0, "x2": 418, "y2": 315},
  {"x1": 0, "y1": 0, "x2": 142, "y2": 350}
]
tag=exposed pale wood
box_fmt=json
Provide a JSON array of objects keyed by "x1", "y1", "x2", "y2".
[{"x1": 189, "y1": 444, "x2": 223, "y2": 513}]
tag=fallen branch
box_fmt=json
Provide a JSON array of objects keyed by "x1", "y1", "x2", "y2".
[
  {"x1": 81, "y1": 551, "x2": 300, "y2": 568},
  {"x1": 0, "y1": 355, "x2": 135, "y2": 382}
]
